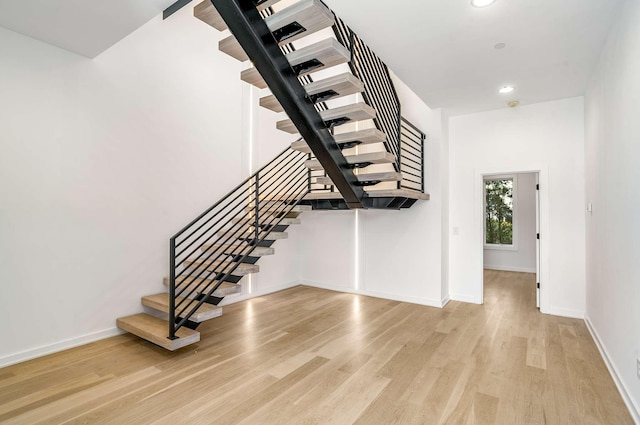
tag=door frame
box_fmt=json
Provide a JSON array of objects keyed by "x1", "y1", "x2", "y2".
[{"x1": 476, "y1": 166, "x2": 550, "y2": 313}]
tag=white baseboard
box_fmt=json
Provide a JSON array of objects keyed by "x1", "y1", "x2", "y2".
[
  {"x1": 483, "y1": 265, "x2": 537, "y2": 273},
  {"x1": 585, "y1": 316, "x2": 640, "y2": 424},
  {"x1": 541, "y1": 306, "x2": 584, "y2": 319},
  {"x1": 449, "y1": 293, "x2": 482, "y2": 304},
  {"x1": 299, "y1": 280, "x2": 444, "y2": 308},
  {"x1": 441, "y1": 296, "x2": 451, "y2": 308},
  {"x1": 0, "y1": 327, "x2": 125, "y2": 369}
]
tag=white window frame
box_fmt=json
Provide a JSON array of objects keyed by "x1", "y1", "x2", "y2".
[{"x1": 483, "y1": 174, "x2": 518, "y2": 251}]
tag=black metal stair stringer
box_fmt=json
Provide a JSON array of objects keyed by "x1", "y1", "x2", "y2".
[{"x1": 211, "y1": 0, "x2": 365, "y2": 209}]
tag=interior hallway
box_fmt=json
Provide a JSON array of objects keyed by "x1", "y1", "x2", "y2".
[{"x1": 0, "y1": 271, "x2": 632, "y2": 424}]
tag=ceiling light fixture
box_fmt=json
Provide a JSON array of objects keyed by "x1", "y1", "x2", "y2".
[
  {"x1": 494, "y1": 43, "x2": 506, "y2": 49},
  {"x1": 499, "y1": 85, "x2": 514, "y2": 94},
  {"x1": 471, "y1": 0, "x2": 496, "y2": 8}
]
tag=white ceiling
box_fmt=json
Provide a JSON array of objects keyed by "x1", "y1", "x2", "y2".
[
  {"x1": 0, "y1": 0, "x2": 176, "y2": 58},
  {"x1": 324, "y1": 0, "x2": 624, "y2": 115},
  {"x1": 0, "y1": 0, "x2": 624, "y2": 114}
]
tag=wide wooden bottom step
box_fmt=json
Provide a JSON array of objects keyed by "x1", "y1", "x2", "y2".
[
  {"x1": 117, "y1": 313, "x2": 199, "y2": 351},
  {"x1": 142, "y1": 293, "x2": 222, "y2": 322}
]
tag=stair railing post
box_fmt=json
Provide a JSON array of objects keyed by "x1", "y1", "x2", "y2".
[
  {"x1": 254, "y1": 174, "x2": 260, "y2": 244},
  {"x1": 421, "y1": 132, "x2": 425, "y2": 193},
  {"x1": 397, "y1": 111, "x2": 402, "y2": 189},
  {"x1": 168, "y1": 237, "x2": 177, "y2": 340}
]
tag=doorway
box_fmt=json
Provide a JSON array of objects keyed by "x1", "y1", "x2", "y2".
[{"x1": 482, "y1": 172, "x2": 541, "y2": 309}]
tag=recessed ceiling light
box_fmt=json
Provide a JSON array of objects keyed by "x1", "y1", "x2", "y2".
[
  {"x1": 471, "y1": 0, "x2": 496, "y2": 8},
  {"x1": 494, "y1": 43, "x2": 506, "y2": 50},
  {"x1": 499, "y1": 85, "x2": 514, "y2": 94}
]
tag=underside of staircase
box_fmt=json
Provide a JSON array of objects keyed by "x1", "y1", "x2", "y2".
[{"x1": 117, "y1": 0, "x2": 430, "y2": 350}]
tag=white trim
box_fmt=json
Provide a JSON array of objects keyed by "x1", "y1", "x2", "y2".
[
  {"x1": 483, "y1": 244, "x2": 518, "y2": 251},
  {"x1": 476, "y1": 167, "x2": 549, "y2": 309},
  {"x1": 299, "y1": 280, "x2": 445, "y2": 308},
  {"x1": 541, "y1": 306, "x2": 584, "y2": 319},
  {"x1": 441, "y1": 296, "x2": 451, "y2": 308},
  {"x1": 483, "y1": 265, "x2": 537, "y2": 274},
  {"x1": 585, "y1": 316, "x2": 640, "y2": 424},
  {"x1": 449, "y1": 293, "x2": 482, "y2": 304},
  {"x1": 0, "y1": 327, "x2": 124, "y2": 369}
]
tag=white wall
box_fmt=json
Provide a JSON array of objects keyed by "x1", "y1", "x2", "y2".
[
  {"x1": 584, "y1": 0, "x2": 640, "y2": 419},
  {"x1": 449, "y1": 97, "x2": 586, "y2": 317},
  {"x1": 298, "y1": 73, "x2": 447, "y2": 307},
  {"x1": 483, "y1": 172, "x2": 537, "y2": 273},
  {"x1": 0, "y1": 5, "x2": 299, "y2": 366}
]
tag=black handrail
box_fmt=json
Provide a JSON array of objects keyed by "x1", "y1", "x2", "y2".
[{"x1": 168, "y1": 147, "x2": 309, "y2": 339}]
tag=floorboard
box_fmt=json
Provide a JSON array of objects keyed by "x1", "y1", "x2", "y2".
[{"x1": 0, "y1": 270, "x2": 633, "y2": 424}]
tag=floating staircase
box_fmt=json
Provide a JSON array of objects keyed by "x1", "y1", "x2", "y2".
[{"x1": 117, "y1": 0, "x2": 430, "y2": 350}]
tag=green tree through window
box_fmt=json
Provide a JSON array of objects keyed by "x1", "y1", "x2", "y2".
[{"x1": 485, "y1": 178, "x2": 513, "y2": 245}]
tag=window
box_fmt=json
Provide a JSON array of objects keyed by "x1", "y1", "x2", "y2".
[{"x1": 484, "y1": 176, "x2": 516, "y2": 248}]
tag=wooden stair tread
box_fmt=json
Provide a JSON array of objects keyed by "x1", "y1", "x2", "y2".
[
  {"x1": 142, "y1": 294, "x2": 222, "y2": 322},
  {"x1": 194, "y1": 1, "x2": 227, "y2": 31},
  {"x1": 201, "y1": 243, "x2": 275, "y2": 256},
  {"x1": 245, "y1": 204, "x2": 311, "y2": 213},
  {"x1": 218, "y1": 0, "x2": 334, "y2": 63},
  {"x1": 241, "y1": 68, "x2": 268, "y2": 89},
  {"x1": 259, "y1": 95, "x2": 284, "y2": 113},
  {"x1": 242, "y1": 38, "x2": 350, "y2": 88},
  {"x1": 231, "y1": 231, "x2": 289, "y2": 240},
  {"x1": 366, "y1": 189, "x2": 430, "y2": 200},
  {"x1": 335, "y1": 128, "x2": 387, "y2": 145},
  {"x1": 278, "y1": 102, "x2": 376, "y2": 134},
  {"x1": 304, "y1": 191, "x2": 344, "y2": 200},
  {"x1": 261, "y1": 73, "x2": 365, "y2": 113},
  {"x1": 219, "y1": 35, "x2": 249, "y2": 62},
  {"x1": 315, "y1": 172, "x2": 402, "y2": 185},
  {"x1": 291, "y1": 128, "x2": 386, "y2": 153},
  {"x1": 184, "y1": 259, "x2": 260, "y2": 275},
  {"x1": 305, "y1": 151, "x2": 395, "y2": 170},
  {"x1": 232, "y1": 217, "x2": 301, "y2": 225},
  {"x1": 117, "y1": 313, "x2": 199, "y2": 351},
  {"x1": 163, "y1": 277, "x2": 241, "y2": 297},
  {"x1": 264, "y1": 0, "x2": 334, "y2": 45},
  {"x1": 194, "y1": 0, "x2": 282, "y2": 32},
  {"x1": 304, "y1": 188, "x2": 430, "y2": 201}
]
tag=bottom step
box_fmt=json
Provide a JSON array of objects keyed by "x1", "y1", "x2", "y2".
[{"x1": 116, "y1": 313, "x2": 200, "y2": 351}]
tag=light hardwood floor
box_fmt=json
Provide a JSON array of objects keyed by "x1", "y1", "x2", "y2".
[{"x1": 0, "y1": 270, "x2": 633, "y2": 424}]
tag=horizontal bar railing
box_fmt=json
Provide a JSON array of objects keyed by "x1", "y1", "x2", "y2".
[
  {"x1": 400, "y1": 117, "x2": 426, "y2": 192},
  {"x1": 332, "y1": 14, "x2": 402, "y2": 172},
  {"x1": 168, "y1": 146, "x2": 309, "y2": 339}
]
